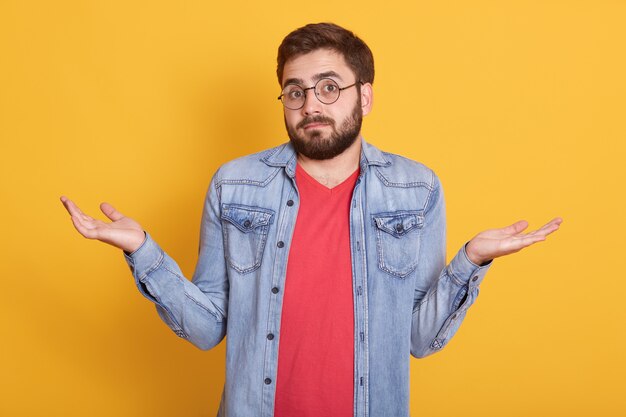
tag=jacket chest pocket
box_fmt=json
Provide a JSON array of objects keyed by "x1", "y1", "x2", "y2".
[
  {"x1": 372, "y1": 211, "x2": 424, "y2": 278},
  {"x1": 221, "y1": 204, "x2": 274, "y2": 274}
]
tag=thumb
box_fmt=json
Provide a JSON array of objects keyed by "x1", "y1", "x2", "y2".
[
  {"x1": 503, "y1": 220, "x2": 529, "y2": 235},
  {"x1": 100, "y1": 202, "x2": 125, "y2": 221}
]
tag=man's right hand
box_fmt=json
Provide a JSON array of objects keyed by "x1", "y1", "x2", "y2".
[{"x1": 60, "y1": 196, "x2": 147, "y2": 254}]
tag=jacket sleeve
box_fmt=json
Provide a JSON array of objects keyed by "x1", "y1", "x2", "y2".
[
  {"x1": 410, "y1": 173, "x2": 491, "y2": 358},
  {"x1": 124, "y1": 175, "x2": 228, "y2": 350}
]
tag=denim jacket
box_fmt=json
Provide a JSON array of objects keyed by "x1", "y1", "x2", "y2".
[{"x1": 124, "y1": 139, "x2": 491, "y2": 417}]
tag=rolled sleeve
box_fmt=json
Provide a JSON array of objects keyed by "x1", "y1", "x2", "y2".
[
  {"x1": 124, "y1": 232, "x2": 164, "y2": 282},
  {"x1": 446, "y1": 243, "x2": 492, "y2": 288}
]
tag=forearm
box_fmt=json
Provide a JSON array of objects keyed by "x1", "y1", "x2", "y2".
[
  {"x1": 410, "y1": 244, "x2": 490, "y2": 358},
  {"x1": 124, "y1": 232, "x2": 227, "y2": 350}
]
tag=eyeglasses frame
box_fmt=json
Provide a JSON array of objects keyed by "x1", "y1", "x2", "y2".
[{"x1": 277, "y1": 78, "x2": 363, "y2": 110}]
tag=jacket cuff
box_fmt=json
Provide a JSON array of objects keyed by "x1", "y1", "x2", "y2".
[
  {"x1": 123, "y1": 232, "x2": 164, "y2": 282},
  {"x1": 446, "y1": 242, "x2": 492, "y2": 288}
]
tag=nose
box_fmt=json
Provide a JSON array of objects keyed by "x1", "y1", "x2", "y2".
[{"x1": 301, "y1": 87, "x2": 322, "y2": 116}]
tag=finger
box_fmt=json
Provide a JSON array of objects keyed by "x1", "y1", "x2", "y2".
[
  {"x1": 523, "y1": 225, "x2": 552, "y2": 238},
  {"x1": 502, "y1": 220, "x2": 529, "y2": 236},
  {"x1": 81, "y1": 213, "x2": 95, "y2": 221},
  {"x1": 516, "y1": 235, "x2": 548, "y2": 248},
  {"x1": 60, "y1": 196, "x2": 88, "y2": 218},
  {"x1": 71, "y1": 212, "x2": 99, "y2": 231},
  {"x1": 530, "y1": 217, "x2": 563, "y2": 238},
  {"x1": 511, "y1": 217, "x2": 563, "y2": 238},
  {"x1": 500, "y1": 235, "x2": 546, "y2": 254},
  {"x1": 70, "y1": 214, "x2": 99, "y2": 239},
  {"x1": 100, "y1": 202, "x2": 125, "y2": 222},
  {"x1": 546, "y1": 217, "x2": 563, "y2": 228}
]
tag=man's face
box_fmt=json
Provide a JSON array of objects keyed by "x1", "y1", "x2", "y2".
[{"x1": 281, "y1": 49, "x2": 371, "y2": 160}]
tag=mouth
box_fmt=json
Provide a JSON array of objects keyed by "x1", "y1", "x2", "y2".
[
  {"x1": 297, "y1": 117, "x2": 334, "y2": 130},
  {"x1": 302, "y1": 122, "x2": 330, "y2": 130}
]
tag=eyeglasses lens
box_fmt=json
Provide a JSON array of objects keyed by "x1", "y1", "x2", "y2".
[{"x1": 280, "y1": 78, "x2": 340, "y2": 110}]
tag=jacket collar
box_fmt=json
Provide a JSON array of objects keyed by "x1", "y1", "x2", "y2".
[{"x1": 261, "y1": 138, "x2": 391, "y2": 177}]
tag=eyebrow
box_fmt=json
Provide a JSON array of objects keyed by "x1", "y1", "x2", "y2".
[{"x1": 282, "y1": 71, "x2": 344, "y2": 88}]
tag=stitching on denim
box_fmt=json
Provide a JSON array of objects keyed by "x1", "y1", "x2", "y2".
[
  {"x1": 379, "y1": 151, "x2": 408, "y2": 166},
  {"x1": 221, "y1": 223, "x2": 266, "y2": 275},
  {"x1": 372, "y1": 212, "x2": 423, "y2": 236},
  {"x1": 432, "y1": 312, "x2": 456, "y2": 344},
  {"x1": 372, "y1": 210, "x2": 423, "y2": 278},
  {"x1": 413, "y1": 284, "x2": 439, "y2": 313},
  {"x1": 159, "y1": 302, "x2": 189, "y2": 339},
  {"x1": 422, "y1": 170, "x2": 436, "y2": 213},
  {"x1": 451, "y1": 286, "x2": 468, "y2": 311},
  {"x1": 351, "y1": 182, "x2": 370, "y2": 417},
  {"x1": 260, "y1": 145, "x2": 282, "y2": 163},
  {"x1": 138, "y1": 250, "x2": 165, "y2": 282},
  {"x1": 221, "y1": 204, "x2": 276, "y2": 219},
  {"x1": 219, "y1": 204, "x2": 272, "y2": 275},
  {"x1": 374, "y1": 168, "x2": 434, "y2": 188},
  {"x1": 143, "y1": 279, "x2": 188, "y2": 339},
  {"x1": 447, "y1": 264, "x2": 470, "y2": 287},
  {"x1": 372, "y1": 217, "x2": 419, "y2": 278},
  {"x1": 215, "y1": 167, "x2": 281, "y2": 188},
  {"x1": 159, "y1": 265, "x2": 223, "y2": 324},
  {"x1": 183, "y1": 292, "x2": 222, "y2": 322},
  {"x1": 430, "y1": 338, "x2": 445, "y2": 350},
  {"x1": 366, "y1": 151, "x2": 391, "y2": 166}
]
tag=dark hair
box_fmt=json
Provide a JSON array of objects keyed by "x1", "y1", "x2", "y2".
[{"x1": 276, "y1": 22, "x2": 374, "y2": 86}]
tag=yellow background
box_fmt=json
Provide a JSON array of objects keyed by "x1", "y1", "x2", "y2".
[{"x1": 1, "y1": 0, "x2": 624, "y2": 416}]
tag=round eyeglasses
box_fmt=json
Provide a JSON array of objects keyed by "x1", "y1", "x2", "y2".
[{"x1": 277, "y1": 78, "x2": 362, "y2": 110}]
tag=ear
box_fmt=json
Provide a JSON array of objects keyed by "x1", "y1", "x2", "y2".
[{"x1": 360, "y1": 82, "x2": 373, "y2": 116}]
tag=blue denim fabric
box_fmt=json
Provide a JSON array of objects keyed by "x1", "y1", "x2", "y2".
[{"x1": 124, "y1": 139, "x2": 491, "y2": 417}]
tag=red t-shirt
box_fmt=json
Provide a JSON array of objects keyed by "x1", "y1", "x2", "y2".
[{"x1": 274, "y1": 164, "x2": 359, "y2": 417}]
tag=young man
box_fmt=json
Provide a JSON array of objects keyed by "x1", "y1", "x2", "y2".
[{"x1": 61, "y1": 23, "x2": 561, "y2": 417}]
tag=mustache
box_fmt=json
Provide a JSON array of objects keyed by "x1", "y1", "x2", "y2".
[{"x1": 296, "y1": 115, "x2": 335, "y2": 129}]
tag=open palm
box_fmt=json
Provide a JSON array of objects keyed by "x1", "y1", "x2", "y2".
[
  {"x1": 465, "y1": 218, "x2": 563, "y2": 265},
  {"x1": 60, "y1": 196, "x2": 146, "y2": 253}
]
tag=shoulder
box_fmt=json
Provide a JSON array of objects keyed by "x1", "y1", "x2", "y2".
[
  {"x1": 212, "y1": 143, "x2": 293, "y2": 188},
  {"x1": 363, "y1": 141, "x2": 439, "y2": 191}
]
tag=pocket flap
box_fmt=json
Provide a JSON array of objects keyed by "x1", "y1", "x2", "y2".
[
  {"x1": 221, "y1": 204, "x2": 274, "y2": 233},
  {"x1": 373, "y1": 211, "x2": 424, "y2": 237}
]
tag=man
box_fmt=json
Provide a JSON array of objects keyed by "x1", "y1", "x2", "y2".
[{"x1": 61, "y1": 23, "x2": 561, "y2": 417}]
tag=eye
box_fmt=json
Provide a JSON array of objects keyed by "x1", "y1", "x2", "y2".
[
  {"x1": 316, "y1": 79, "x2": 340, "y2": 99},
  {"x1": 323, "y1": 83, "x2": 337, "y2": 93},
  {"x1": 286, "y1": 87, "x2": 304, "y2": 100}
]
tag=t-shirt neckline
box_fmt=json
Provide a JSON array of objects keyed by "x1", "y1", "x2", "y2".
[{"x1": 295, "y1": 163, "x2": 360, "y2": 195}]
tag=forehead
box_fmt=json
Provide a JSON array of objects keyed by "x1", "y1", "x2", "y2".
[{"x1": 281, "y1": 48, "x2": 355, "y2": 86}]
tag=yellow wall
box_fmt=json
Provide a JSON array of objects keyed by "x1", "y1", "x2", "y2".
[{"x1": 1, "y1": 1, "x2": 624, "y2": 416}]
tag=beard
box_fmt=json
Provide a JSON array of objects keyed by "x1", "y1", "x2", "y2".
[{"x1": 285, "y1": 99, "x2": 363, "y2": 160}]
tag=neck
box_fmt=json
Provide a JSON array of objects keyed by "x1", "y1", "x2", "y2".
[{"x1": 296, "y1": 136, "x2": 362, "y2": 188}]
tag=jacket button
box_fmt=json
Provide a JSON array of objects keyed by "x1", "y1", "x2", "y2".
[
  {"x1": 277, "y1": 241, "x2": 284, "y2": 248},
  {"x1": 286, "y1": 200, "x2": 294, "y2": 207},
  {"x1": 267, "y1": 333, "x2": 274, "y2": 340},
  {"x1": 395, "y1": 223, "x2": 404, "y2": 232},
  {"x1": 243, "y1": 220, "x2": 251, "y2": 228},
  {"x1": 264, "y1": 378, "x2": 272, "y2": 385},
  {"x1": 272, "y1": 287, "x2": 279, "y2": 294},
  {"x1": 472, "y1": 276, "x2": 479, "y2": 282}
]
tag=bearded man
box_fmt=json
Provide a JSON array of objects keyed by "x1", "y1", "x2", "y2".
[{"x1": 61, "y1": 22, "x2": 561, "y2": 417}]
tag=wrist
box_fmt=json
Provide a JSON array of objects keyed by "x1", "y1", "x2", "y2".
[
  {"x1": 465, "y1": 241, "x2": 489, "y2": 266},
  {"x1": 123, "y1": 231, "x2": 147, "y2": 255}
]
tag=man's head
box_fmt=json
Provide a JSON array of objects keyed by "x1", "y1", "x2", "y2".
[
  {"x1": 277, "y1": 23, "x2": 375, "y2": 160},
  {"x1": 276, "y1": 23, "x2": 375, "y2": 87}
]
